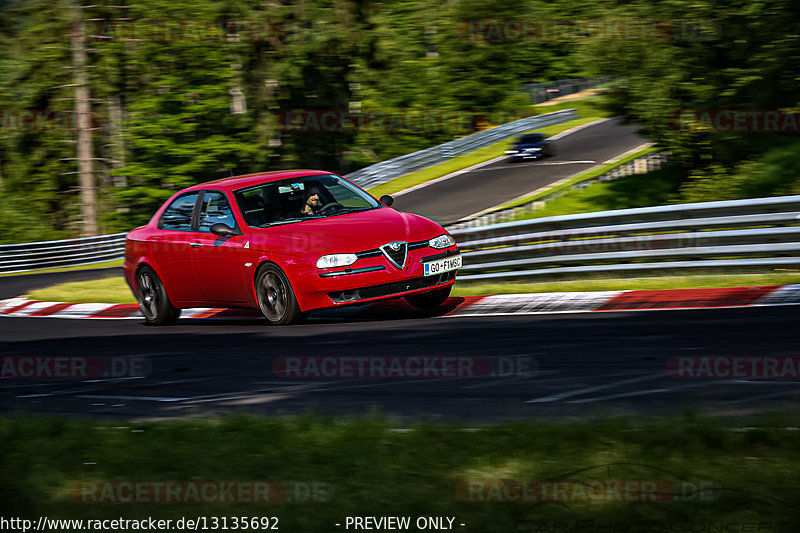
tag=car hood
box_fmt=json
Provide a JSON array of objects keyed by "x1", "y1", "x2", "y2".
[{"x1": 248, "y1": 207, "x2": 446, "y2": 255}]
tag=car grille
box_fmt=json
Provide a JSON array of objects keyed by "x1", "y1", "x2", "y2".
[
  {"x1": 380, "y1": 241, "x2": 408, "y2": 268},
  {"x1": 328, "y1": 270, "x2": 456, "y2": 303},
  {"x1": 356, "y1": 240, "x2": 428, "y2": 259}
]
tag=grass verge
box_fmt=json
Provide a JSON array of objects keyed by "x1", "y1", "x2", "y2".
[
  {"x1": 25, "y1": 271, "x2": 800, "y2": 304},
  {"x1": 2, "y1": 414, "x2": 799, "y2": 528},
  {"x1": 26, "y1": 276, "x2": 135, "y2": 303},
  {"x1": 367, "y1": 97, "x2": 610, "y2": 198},
  {"x1": 452, "y1": 272, "x2": 800, "y2": 296}
]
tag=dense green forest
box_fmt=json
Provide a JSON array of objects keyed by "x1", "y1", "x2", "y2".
[{"x1": 0, "y1": 0, "x2": 798, "y2": 241}]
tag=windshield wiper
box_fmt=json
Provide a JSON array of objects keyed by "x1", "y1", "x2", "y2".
[
  {"x1": 261, "y1": 215, "x2": 329, "y2": 227},
  {"x1": 260, "y1": 218, "x2": 305, "y2": 227}
]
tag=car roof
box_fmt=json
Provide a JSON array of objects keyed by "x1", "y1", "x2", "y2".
[{"x1": 183, "y1": 169, "x2": 334, "y2": 193}]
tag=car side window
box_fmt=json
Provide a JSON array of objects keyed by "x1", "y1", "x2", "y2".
[
  {"x1": 159, "y1": 193, "x2": 199, "y2": 231},
  {"x1": 198, "y1": 191, "x2": 237, "y2": 232}
]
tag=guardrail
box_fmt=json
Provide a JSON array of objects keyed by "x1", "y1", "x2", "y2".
[
  {"x1": 344, "y1": 109, "x2": 576, "y2": 190},
  {"x1": 520, "y1": 77, "x2": 612, "y2": 104},
  {"x1": 0, "y1": 233, "x2": 127, "y2": 274},
  {"x1": 452, "y1": 195, "x2": 800, "y2": 282},
  {"x1": 447, "y1": 149, "x2": 671, "y2": 229},
  {"x1": 3, "y1": 196, "x2": 798, "y2": 279}
]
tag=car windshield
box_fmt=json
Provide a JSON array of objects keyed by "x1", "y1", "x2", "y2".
[
  {"x1": 233, "y1": 174, "x2": 381, "y2": 228},
  {"x1": 518, "y1": 134, "x2": 543, "y2": 144}
]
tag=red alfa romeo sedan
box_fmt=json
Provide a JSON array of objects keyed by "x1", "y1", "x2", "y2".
[{"x1": 123, "y1": 170, "x2": 461, "y2": 325}]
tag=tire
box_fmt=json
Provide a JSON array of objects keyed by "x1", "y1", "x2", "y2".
[
  {"x1": 136, "y1": 265, "x2": 181, "y2": 325},
  {"x1": 405, "y1": 286, "x2": 451, "y2": 310},
  {"x1": 255, "y1": 263, "x2": 303, "y2": 325}
]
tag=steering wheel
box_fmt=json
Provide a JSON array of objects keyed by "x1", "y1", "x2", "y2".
[{"x1": 318, "y1": 202, "x2": 344, "y2": 214}]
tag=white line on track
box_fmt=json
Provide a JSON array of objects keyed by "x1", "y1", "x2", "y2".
[
  {"x1": 602, "y1": 142, "x2": 654, "y2": 165},
  {"x1": 525, "y1": 373, "x2": 664, "y2": 403},
  {"x1": 470, "y1": 160, "x2": 596, "y2": 173},
  {"x1": 392, "y1": 155, "x2": 507, "y2": 197},
  {"x1": 439, "y1": 310, "x2": 599, "y2": 319},
  {"x1": 566, "y1": 380, "x2": 722, "y2": 403},
  {"x1": 460, "y1": 372, "x2": 557, "y2": 390},
  {"x1": 79, "y1": 395, "x2": 188, "y2": 402}
]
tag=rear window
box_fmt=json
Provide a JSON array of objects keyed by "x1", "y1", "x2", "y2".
[{"x1": 159, "y1": 193, "x2": 199, "y2": 231}]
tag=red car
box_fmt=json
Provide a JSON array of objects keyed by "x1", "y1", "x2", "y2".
[{"x1": 123, "y1": 170, "x2": 461, "y2": 325}]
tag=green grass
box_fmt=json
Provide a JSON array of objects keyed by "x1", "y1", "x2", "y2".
[
  {"x1": 2, "y1": 414, "x2": 799, "y2": 528},
  {"x1": 26, "y1": 276, "x2": 135, "y2": 303},
  {"x1": 509, "y1": 162, "x2": 686, "y2": 220},
  {"x1": 25, "y1": 270, "x2": 800, "y2": 304},
  {"x1": 491, "y1": 145, "x2": 658, "y2": 212},
  {"x1": 0, "y1": 258, "x2": 123, "y2": 277},
  {"x1": 530, "y1": 94, "x2": 610, "y2": 118},
  {"x1": 367, "y1": 97, "x2": 610, "y2": 198},
  {"x1": 452, "y1": 272, "x2": 800, "y2": 296}
]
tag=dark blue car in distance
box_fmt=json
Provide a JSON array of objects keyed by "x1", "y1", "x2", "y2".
[{"x1": 505, "y1": 132, "x2": 556, "y2": 161}]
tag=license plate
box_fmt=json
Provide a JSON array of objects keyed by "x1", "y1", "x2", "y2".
[{"x1": 423, "y1": 254, "x2": 462, "y2": 276}]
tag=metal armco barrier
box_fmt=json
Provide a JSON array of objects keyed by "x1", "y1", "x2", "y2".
[
  {"x1": 3, "y1": 195, "x2": 799, "y2": 278},
  {"x1": 0, "y1": 233, "x2": 127, "y2": 274},
  {"x1": 451, "y1": 195, "x2": 800, "y2": 282},
  {"x1": 344, "y1": 109, "x2": 576, "y2": 190},
  {"x1": 520, "y1": 77, "x2": 612, "y2": 104}
]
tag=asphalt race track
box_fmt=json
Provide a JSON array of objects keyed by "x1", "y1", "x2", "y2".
[
  {"x1": 393, "y1": 117, "x2": 646, "y2": 225},
  {"x1": 1, "y1": 267, "x2": 798, "y2": 422}
]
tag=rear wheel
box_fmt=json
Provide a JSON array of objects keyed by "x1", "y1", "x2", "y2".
[
  {"x1": 255, "y1": 264, "x2": 303, "y2": 325},
  {"x1": 136, "y1": 265, "x2": 180, "y2": 325},
  {"x1": 405, "y1": 286, "x2": 451, "y2": 310}
]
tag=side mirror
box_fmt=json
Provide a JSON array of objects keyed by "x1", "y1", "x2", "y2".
[
  {"x1": 379, "y1": 195, "x2": 394, "y2": 207},
  {"x1": 210, "y1": 223, "x2": 237, "y2": 237}
]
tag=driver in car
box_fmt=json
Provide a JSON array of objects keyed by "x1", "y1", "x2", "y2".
[{"x1": 299, "y1": 186, "x2": 323, "y2": 216}]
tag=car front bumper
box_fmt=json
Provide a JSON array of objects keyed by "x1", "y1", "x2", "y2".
[
  {"x1": 290, "y1": 246, "x2": 460, "y2": 311},
  {"x1": 508, "y1": 152, "x2": 543, "y2": 160}
]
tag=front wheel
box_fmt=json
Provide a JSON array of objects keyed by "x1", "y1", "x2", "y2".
[
  {"x1": 136, "y1": 266, "x2": 180, "y2": 325},
  {"x1": 405, "y1": 286, "x2": 451, "y2": 310},
  {"x1": 255, "y1": 264, "x2": 304, "y2": 325}
]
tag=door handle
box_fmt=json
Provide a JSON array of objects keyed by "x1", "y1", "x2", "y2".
[{"x1": 190, "y1": 242, "x2": 203, "y2": 248}]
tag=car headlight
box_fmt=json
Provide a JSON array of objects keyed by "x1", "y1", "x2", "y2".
[
  {"x1": 524, "y1": 147, "x2": 542, "y2": 151},
  {"x1": 505, "y1": 150, "x2": 519, "y2": 154},
  {"x1": 428, "y1": 234, "x2": 456, "y2": 249},
  {"x1": 316, "y1": 253, "x2": 358, "y2": 269}
]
